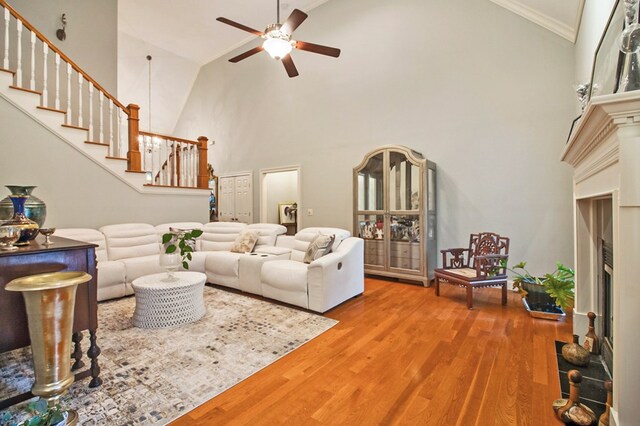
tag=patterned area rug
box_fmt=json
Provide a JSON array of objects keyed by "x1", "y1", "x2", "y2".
[{"x1": 0, "y1": 286, "x2": 337, "y2": 425}]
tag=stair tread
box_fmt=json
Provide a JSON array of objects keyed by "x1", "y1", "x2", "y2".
[
  {"x1": 0, "y1": 67, "x2": 16, "y2": 75},
  {"x1": 61, "y1": 123, "x2": 90, "y2": 131},
  {"x1": 10, "y1": 85, "x2": 42, "y2": 95},
  {"x1": 85, "y1": 140, "x2": 109, "y2": 147},
  {"x1": 37, "y1": 105, "x2": 66, "y2": 114},
  {"x1": 144, "y1": 184, "x2": 205, "y2": 190},
  {"x1": 125, "y1": 169, "x2": 147, "y2": 174},
  {"x1": 105, "y1": 156, "x2": 127, "y2": 161}
]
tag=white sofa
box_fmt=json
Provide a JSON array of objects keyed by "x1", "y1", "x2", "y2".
[{"x1": 57, "y1": 223, "x2": 364, "y2": 313}]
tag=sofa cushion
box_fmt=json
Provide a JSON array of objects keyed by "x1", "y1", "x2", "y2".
[
  {"x1": 261, "y1": 260, "x2": 309, "y2": 292},
  {"x1": 100, "y1": 223, "x2": 160, "y2": 261},
  {"x1": 96, "y1": 260, "x2": 126, "y2": 301},
  {"x1": 205, "y1": 251, "x2": 242, "y2": 289},
  {"x1": 303, "y1": 234, "x2": 335, "y2": 264},
  {"x1": 230, "y1": 230, "x2": 259, "y2": 253},
  {"x1": 120, "y1": 254, "x2": 165, "y2": 283},
  {"x1": 246, "y1": 223, "x2": 287, "y2": 246},
  {"x1": 155, "y1": 222, "x2": 204, "y2": 250},
  {"x1": 55, "y1": 228, "x2": 109, "y2": 262},
  {"x1": 200, "y1": 222, "x2": 247, "y2": 251}
]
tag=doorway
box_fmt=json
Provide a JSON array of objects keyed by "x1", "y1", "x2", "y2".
[{"x1": 260, "y1": 166, "x2": 301, "y2": 235}]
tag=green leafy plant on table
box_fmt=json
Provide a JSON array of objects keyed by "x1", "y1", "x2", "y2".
[
  {"x1": 162, "y1": 229, "x2": 203, "y2": 270},
  {"x1": 1, "y1": 399, "x2": 67, "y2": 426},
  {"x1": 503, "y1": 260, "x2": 575, "y2": 310}
]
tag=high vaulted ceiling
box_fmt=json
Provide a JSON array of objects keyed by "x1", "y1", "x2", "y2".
[{"x1": 119, "y1": 0, "x2": 584, "y2": 67}]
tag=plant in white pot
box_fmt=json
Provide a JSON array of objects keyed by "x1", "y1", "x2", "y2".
[
  {"x1": 504, "y1": 260, "x2": 575, "y2": 320},
  {"x1": 160, "y1": 229, "x2": 203, "y2": 280}
]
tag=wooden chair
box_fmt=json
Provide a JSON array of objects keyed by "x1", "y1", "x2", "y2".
[{"x1": 434, "y1": 232, "x2": 510, "y2": 309}]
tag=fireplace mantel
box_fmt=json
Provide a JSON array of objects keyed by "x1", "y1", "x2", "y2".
[{"x1": 562, "y1": 91, "x2": 640, "y2": 426}]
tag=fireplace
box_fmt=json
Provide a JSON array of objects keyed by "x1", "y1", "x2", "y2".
[{"x1": 562, "y1": 91, "x2": 640, "y2": 426}]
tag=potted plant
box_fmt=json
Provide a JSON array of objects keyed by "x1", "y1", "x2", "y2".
[
  {"x1": 504, "y1": 260, "x2": 575, "y2": 320},
  {"x1": 1, "y1": 399, "x2": 77, "y2": 426},
  {"x1": 161, "y1": 229, "x2": 203, "y2": 271}
]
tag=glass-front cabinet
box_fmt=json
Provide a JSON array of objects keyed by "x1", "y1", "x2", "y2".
[{"x1": 353, "y1": 146, "x2": 436, "y2": 286}]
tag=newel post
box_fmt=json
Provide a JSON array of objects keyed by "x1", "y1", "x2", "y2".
[
  {"x1": 197, "y1": 136, "x2": 209, "y2": 189},
  {"x1": 127, "y1": 104, "x2": 141, "y2": 172}
]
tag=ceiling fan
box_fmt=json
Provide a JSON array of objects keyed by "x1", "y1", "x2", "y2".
[{"x1": 216, "y1": 0, "x2": 341, "y2": 78}]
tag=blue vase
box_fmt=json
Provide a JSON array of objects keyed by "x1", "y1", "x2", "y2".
[
  {"x1": 0, "y1": 185, "x2": 47, "y2": 227},
  {"x1": 1, "y1": 195, "x2": 39, "y2": 245}
]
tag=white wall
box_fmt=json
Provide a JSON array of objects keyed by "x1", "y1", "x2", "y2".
[
  {"x1": 7, "y1": 0, "x2": 118, "y2": 94},
  {"x1": 263, "y1": 171, "x2": 298, "y2": 224},
  {"x1": 117, "y1": 31, "x2": 200, "y2": 135},
  {"x1": 174, "y1": 0, "x2": 577, "y2": 275},
  {"x1": 0, "y1": 97, "x2": 208, "y2": 229}
]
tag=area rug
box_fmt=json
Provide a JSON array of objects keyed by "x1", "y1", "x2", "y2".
[{"x1": 0, "y1": 286, "x2": 337, "y2": 425}]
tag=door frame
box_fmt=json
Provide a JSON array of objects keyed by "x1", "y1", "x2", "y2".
[
  {"x1": 218, "y1": 171, "x2": 253, "y2": 223},
  {"x1": 259, "y1": 165, "x2": 302, "y2": 229}
]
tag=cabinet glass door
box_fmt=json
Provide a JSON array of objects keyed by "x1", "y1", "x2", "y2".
[
  {"x1": 356, "y1": 152, "x2": 386, "y2": 270},
  {"x1": 388, "y1": 151, "x2": 422, "y2": 273}
]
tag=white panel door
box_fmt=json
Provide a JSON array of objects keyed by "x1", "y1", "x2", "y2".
[
  {"x1": 218, "y1": 176, "x2": 236, "y2": 222},
  {"x1": 234, "y1": 174, "x2": 253, "y2": 223}
]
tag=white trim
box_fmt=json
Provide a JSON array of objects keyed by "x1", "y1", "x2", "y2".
[
  {"x1": 489, "y1": 0, "x2": 583, "y2": 43},
  {"x1": 259, "y1": 165, "x2": 302, "y2": 229}
]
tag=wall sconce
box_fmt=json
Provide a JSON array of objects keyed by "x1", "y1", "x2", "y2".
[{"x1": 56, "y1": 13, "x2": 66, "y2": 41}]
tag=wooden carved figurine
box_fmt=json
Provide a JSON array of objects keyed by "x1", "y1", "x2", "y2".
[
  {"x1": 552, "y1": 370, "x2": 597, "y2": 425},
  {"x1": 599, "y1": 379, "x2": 613, "y2": 426},
  {"x1": 562, "y1": 335, "x2": 590, "y2": 367},
  {"x1": 584, "y1": 312, "x2": 600, "y2": 354}
]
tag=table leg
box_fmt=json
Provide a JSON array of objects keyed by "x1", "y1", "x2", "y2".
[
  {"x1": 71, "y1": 331, "x2": 84, "y2": 371},
  {"x1": 87, "y1": 329, "x2": 102, "y2": 388}
]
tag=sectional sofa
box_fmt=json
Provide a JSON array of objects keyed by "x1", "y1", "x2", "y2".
[{"x1": 56, "y1": 222, "x2": 364, "y2": 313}]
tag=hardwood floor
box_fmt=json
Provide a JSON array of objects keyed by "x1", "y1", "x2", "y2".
[{"x1": 170, "y1": 278, "x2": 571, "y2": 425}]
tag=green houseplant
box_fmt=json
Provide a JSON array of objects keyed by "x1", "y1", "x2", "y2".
[
  {"x1": 161, "y1": 229, "x2": 203, "y2": 270},
  {"x1": 504, "y1": 260, "x2": 575, "y2": 318},
  {"x1": 1, "y1": 399, "x2": 75, "y2": 426}
]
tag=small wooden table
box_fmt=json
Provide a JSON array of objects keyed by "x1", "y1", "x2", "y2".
[
  {"x1": 131, "y1": 272, "x2": 206, "y2": 328},
  {"x1": 0, "y1": 235, "x2": 101, "y2": 409}
]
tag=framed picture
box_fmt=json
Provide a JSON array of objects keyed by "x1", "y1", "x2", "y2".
[{"x1": 278, "y1": 202, "x2": 297, "y2": 225}]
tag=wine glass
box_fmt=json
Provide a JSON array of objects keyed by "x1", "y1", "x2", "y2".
[
  {"x1": 39, "y1": 227, "x2": 56, "y2": 245},
  {"x1": 0, "y1": 225, "x2": 22, "y2": 251},
  {"x1": 159, "y1": 252, "x2": 181, "y2": 282}
]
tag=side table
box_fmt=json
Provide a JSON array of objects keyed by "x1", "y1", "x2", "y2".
[{"x1": 131, "y1": 271, "x2": 206, "y2": 329}]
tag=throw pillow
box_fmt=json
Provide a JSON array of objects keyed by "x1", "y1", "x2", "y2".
[
  {"x1": 230, "y1": 230, "x2": 259, "y2": 253},
  {"x1": 303, "y1": 234, "x2": 335, "y2": 264}
]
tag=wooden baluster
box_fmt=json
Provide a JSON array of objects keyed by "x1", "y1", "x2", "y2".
[
  {"x1": 88, "y1": 84, "x2": 94, "y2": 141},
  {"x1": 126, "y1": 104, "x2": 141, "y2": 172},
  {"x1": 65, "y1": 63, "x2": 71, "y2": 124},
  {"x1": 108, "y1": 100, "x2": 114, "y2": 149},
  {"x1": 41, "y1": 43, "x2": 48, "y2": 107},
  {"x1": 172, "y1": 142, "x2": 177, "y2": 186},
  {"x1": 77, "y1": 73, "x2": 83, "y2": 127},
  {"x1": 15, "y1": 20, "x2": 22, "y2": 86},
  {"x1": 197, "y1": 136, "x2": 209, "y2": 189},
  {"x1": 29, "y1": 30, "x2": 35, "y2": 90},
  {"x1": 54, "y1": 53, "x2": 60, "y2": 109},
  {"x1": 3, "y1": 8, "x2": 9, "y2": 70}
]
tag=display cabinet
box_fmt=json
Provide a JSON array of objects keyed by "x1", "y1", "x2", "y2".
[{"x1": 353, "y1": 145, "x2": 436, "y2": 286}]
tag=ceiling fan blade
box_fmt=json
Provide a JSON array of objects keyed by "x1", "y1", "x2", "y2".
[
  {"x1": 229, "y1": 46, "x2": 264, "y2": 63},
  {"x1": 294, "y1": 41, "x2": 341, "y2": 58},
  {"x1": 280, "y1": 9, "x2": 308, "y2": 35},
  {"x1": 282, "y1": 54, "x2": 299, "y2": 78},
  {"x1": 216, "y1": 17, "x2": 264, "y2": 36}
]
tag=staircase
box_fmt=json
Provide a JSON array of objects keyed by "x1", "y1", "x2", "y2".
[{"x1": 0, "y1": 0, "x2": 209, "y2": 194}]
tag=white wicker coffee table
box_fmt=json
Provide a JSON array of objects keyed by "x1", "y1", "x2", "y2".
[{"x1": 131, "y1": 271, "x2": 206, "y2": 329}]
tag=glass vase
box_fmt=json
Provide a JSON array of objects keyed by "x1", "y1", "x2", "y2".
[
  {"x1": 1, "y1": 195, "x2": 39, "y2": 245},
  {"x1": 159, "y1": 252, "x2": 181, "y2": 282}
]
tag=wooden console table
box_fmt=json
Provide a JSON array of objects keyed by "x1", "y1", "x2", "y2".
[{"x1": 0, "y1": 235, "x2": 102, "y2": 409}]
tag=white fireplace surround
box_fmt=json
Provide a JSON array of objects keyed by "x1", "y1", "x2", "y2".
[{"x1": 562, "y1": 91, "x2": 640, "y2": 426}]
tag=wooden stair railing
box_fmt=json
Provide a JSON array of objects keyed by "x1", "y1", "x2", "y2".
[{"x1": 0, "y1": 0, "x2": 208, "y2": 189}]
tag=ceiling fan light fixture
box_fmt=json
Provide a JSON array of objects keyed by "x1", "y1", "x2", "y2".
[{"x1": 263, "y1": 28, "x2": 293, "y2": 60}]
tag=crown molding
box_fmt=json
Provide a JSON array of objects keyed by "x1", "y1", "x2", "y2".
[{"x1": 490, "y1": 0, "x2": 584, "y2": 43}]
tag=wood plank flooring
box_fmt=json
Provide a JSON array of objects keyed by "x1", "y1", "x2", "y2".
[{"x1": 170, "y1": 278, "x2": 571, "y2": 425}]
